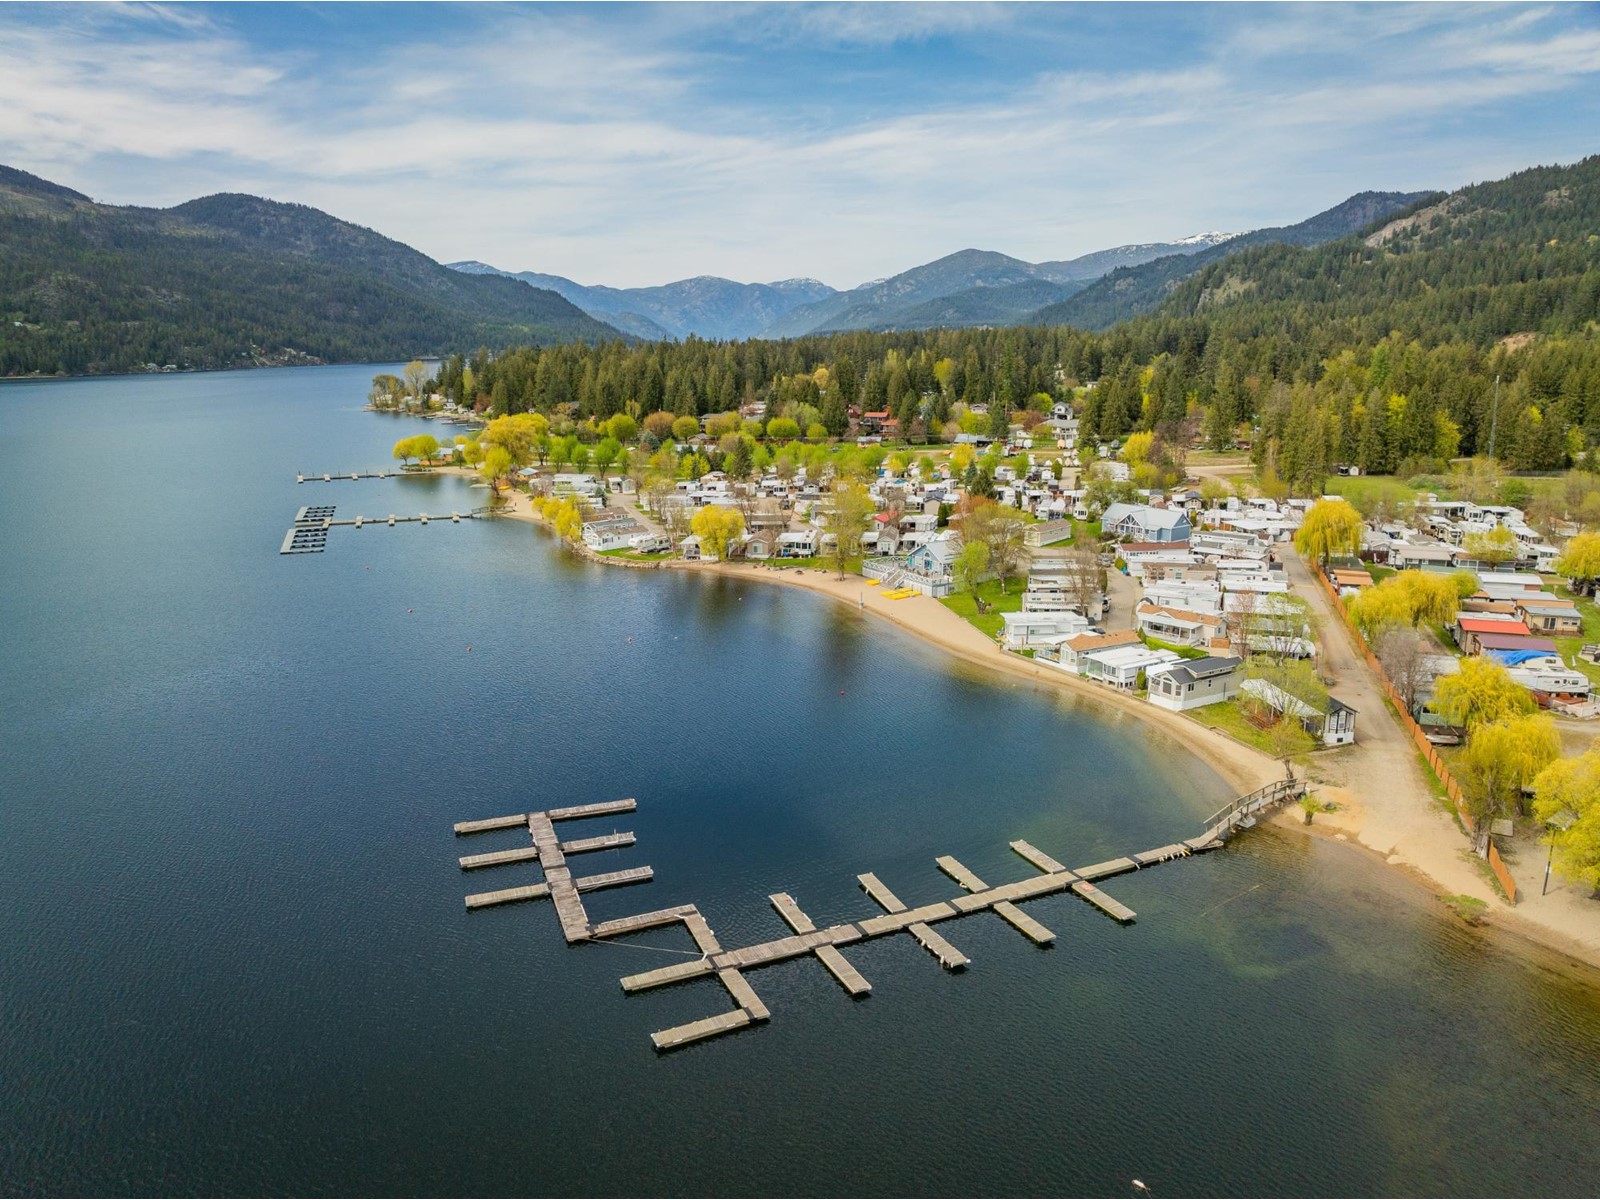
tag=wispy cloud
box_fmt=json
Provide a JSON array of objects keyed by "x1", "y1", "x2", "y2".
[{"x1": 0, "y1": 2, "x2": 1594, "y2": 287}]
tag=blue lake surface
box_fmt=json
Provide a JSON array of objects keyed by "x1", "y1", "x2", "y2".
[{"x1": 2, "y1": 363, "x2": 1599, "y2": 1196}]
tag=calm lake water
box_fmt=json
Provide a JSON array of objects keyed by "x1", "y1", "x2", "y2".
[{"x1": 2, "y1": 363, "x2": 1599, "y2": 1197}]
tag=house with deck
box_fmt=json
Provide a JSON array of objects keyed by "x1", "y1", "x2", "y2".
[{"x1": 1146, "y1": 655, "x2": 1243, "y2": 712}]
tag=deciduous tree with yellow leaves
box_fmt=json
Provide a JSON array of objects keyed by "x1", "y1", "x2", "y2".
[
  {"x1": 690, "y1": 505, "x2": 744, "y2": 561},
  {"x1": 1347, "y1": 569, "x2": 1478, "y2": 635},
  {"x1": 1457, "y1": 713, "x2": 1560, "y2": 830},
  {"x1": 1533, "y1": 745, "x2": 1600, "y2": 890},
  {"x1": 1293, "y1": 498, "x2": 1364, "y2": 569},
  {"x1": 1555, "y1": 531, "x2": 1600, "y2": 596},
  {"x1": 1433, "y1": 657, "x2": 1535, "y2": 731}
]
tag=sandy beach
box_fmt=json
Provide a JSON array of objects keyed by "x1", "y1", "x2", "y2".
[{"x1": 481, "y1": 477, "x2": 1600, "y2": 975}]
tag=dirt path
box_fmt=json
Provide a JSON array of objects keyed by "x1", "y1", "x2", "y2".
[{"x1": 1285, "y1": 547, "x2": 1600, "y2": 960}]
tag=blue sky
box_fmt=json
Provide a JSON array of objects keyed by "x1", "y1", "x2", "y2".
[{"x1": 1, "y1": 2, "x2": 1597, "y2": 288}]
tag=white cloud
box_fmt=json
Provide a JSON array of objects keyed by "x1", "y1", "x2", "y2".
[{"x1": 0, "y1": 2, "x2": 1594, "y2": 288}]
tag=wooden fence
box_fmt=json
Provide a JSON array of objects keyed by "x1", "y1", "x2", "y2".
[{"x1": 1313, "y1": 565, "x2": 1518, "y2": 903}]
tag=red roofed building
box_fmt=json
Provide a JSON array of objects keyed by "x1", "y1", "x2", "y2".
[{"x1": 1454, "y1": 616, "x2": 1532, "y2": 654}]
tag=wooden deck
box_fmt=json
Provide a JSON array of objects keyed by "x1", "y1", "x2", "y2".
[{"x1": 454, "y1": 782, "x2": 1306, "y2": 1051}]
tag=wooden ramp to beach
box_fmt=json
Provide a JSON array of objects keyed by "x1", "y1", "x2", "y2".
[{"x1": 452, "y1": 782, "x2": 1307, "y2": 1052}]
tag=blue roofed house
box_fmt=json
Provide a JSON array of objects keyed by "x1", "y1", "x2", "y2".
[
  {"x1": 907, "y1": 532, "x2": 961, "y2": 578},
  {"x1": 1100, "y1": 502, "x2": 1191, "y2": 544}
]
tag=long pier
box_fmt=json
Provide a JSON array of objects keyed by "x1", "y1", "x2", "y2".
[
  {"x1": 296, "y1": 470, "x2": 403, "y2": 483},
  {"x1": 279, "y1": 504, "x2": 481, "y2": 554},
  {"x1": 452, "y1": 778, "x2": 1305, "y2": 1052}
]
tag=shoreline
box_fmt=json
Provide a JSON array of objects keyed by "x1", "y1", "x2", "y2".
[{"x1": 479, "y1": 475, "x2": 1600, "y2": 978}]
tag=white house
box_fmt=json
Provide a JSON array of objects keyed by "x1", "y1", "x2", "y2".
[
  {"x1": 1389, "y1": 542, "x2": 1456, "y2": 571},
  {"x1": 1137, "y1": 601, "x2": 1226, "y2": 648},
  {"x1": 777, "y1": 529, "x2": 820, "y2": 558},
  {"x1": 1080, "y1": 643, "x2": 1183, "y2": 689},
  {"x1": 1000, "y1": 609, "x2": 1091, "y2": 650},
  {"x1": 1147, "y1": 655, "x2": 1244, "y2": 712}
]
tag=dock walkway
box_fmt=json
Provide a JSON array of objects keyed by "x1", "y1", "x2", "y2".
[
  {"x1": 452, "y1": 780, "x2": 1306, "y2": 1052},
  {"x1": 278, "y1": 503, "x2": 480, "y2": 554}
]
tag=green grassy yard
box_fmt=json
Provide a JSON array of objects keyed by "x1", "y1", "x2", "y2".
[
  {"x1": 1183, "y1": 700, "x2": 1282, "y2": 755},
  {"x1": 1140, "y1": 633, "x2": 1209, "y2": 660},
  {"x1": 941, "y1": 579, "x2": 1025, "y2": 639},
  {"x1": 1547, "y1": 579, "x2": 1600, "y2": 684}
]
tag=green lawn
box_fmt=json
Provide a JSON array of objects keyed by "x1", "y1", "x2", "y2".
[
  {"x1": 1183, "y1": 700, "x2": 1282, "y2": 755},
  {"x1": 941, "y1": 578, "x2": 1025, "y2": 639},
  {"x1": 756, "y1": 555, "x2": 862, "y2": 573},
  {"x1": 1547, "y1": 579, "x2": 1600, "y2": 684},
  {"x1": 1140, "y1": 633, "x2": 1209, "y2": 660},
  {"x1": 1323, "y1": 474, "x2": 1422, "y2": 512}
]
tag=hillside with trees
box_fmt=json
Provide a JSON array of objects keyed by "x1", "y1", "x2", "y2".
[
  {"x1": 427, "y1": 157, "x2": 1600, "y2": 501},
  {"x1": 1029, "y1": 190, "x2": 1435, "y2": 331},
  {"x1": 0, "y1": 165, "x2": 619, "y2": 377}
]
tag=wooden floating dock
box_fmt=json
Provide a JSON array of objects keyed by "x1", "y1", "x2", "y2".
[
  {"x1": 908, "y1": 921, "x2": 970, "y2": 970},
  {"x1": 454, "y1": 781, "x2": 1308, "y2": 1052},
  {"x1": 1010, "y1": 839, "x2": 1071, "y2": 875},
  {"x1": 650, "y1": 1010, "x2": 752, "y2": 1051},
  {"x1": 464, "y1": 866, "x2": 653, "y2": 910},
  {"x1": 452, "y1": 797, "x2": 636, "y2": 836},
  {"x1": 296, "y1": 471, "x2": 397, "y2": 483},
  {"x1": 458, "y1": 831, "x2": 633, "y2": 870},
  {"x1": 326, "y1": 512, "x2": 473, "y2": 526},
  {"x1": 815, "y1": 945, "x2": 872, "y2": 994},
  {"x1": 1071, "y1": 880, "x2": 1137, "y2": 923},
  {"x1": 621, "y1": 959, "x2": 714, "y2": 993},
  {"x1": 279, "y1": 502, "x2": 478, "y2": 554}
]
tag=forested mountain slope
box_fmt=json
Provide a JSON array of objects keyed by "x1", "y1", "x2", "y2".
[
  {"x1": 427, "y1": 158, "x2": 1600, "y2": 496},
  {"x1": 1143, "y1": 159, "x2": 1600, "y2": 348},
  {"x1": 1032, "y1": 191, "x2": 1433, "y2": 330},
  {"x1": 0, "y1": 166, "x2": 620, "y2": 376}
]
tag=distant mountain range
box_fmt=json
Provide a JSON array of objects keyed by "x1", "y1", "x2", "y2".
[
  {"x1": 445, "y1": 262, "x2": 834, "y2": 341},
  {"x1": 754, "y1": 235, "x2": 1240, "y2": 337},
  {"x1": 0, "y1": 157, "x2": 1449, "y2": 381},
  {"x1": 451, "y1": 191, "x2": 1429, "y2": 343},
  {"x1": 452, "y1": 231, "x2": 1240, "y2": 341},
  {"x1": 0, "y1": 164, "x2": 619, "y2": 377}
]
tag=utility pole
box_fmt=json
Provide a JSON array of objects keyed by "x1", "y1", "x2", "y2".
[{"x1": 1487, "y1": 374, "x2": 1501, "y2": 460}]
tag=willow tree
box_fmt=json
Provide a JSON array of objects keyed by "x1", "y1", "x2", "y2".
[
  {"x1": 1347, "y1": 569, "x2": 1478, "y2": 636},
  {"x1": 1293, "y1": 498, "x2": 1364, "y2": 569},
  {"x1": 1534, "y1": 746, "x2": 1600, "y2": 890},
  {"x1": 1459, "y1": 713, "x2": 1560, "y2": 832},
  {"x1": 1434, "y1": 658, "x2": 1535, "y2": 732},
  {"x1": 690, "y1": 505, "x2": 745, "y2": 561},
  {"x1": 1555, "y1": 531, "x2": 1600, "y2": 596}
]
